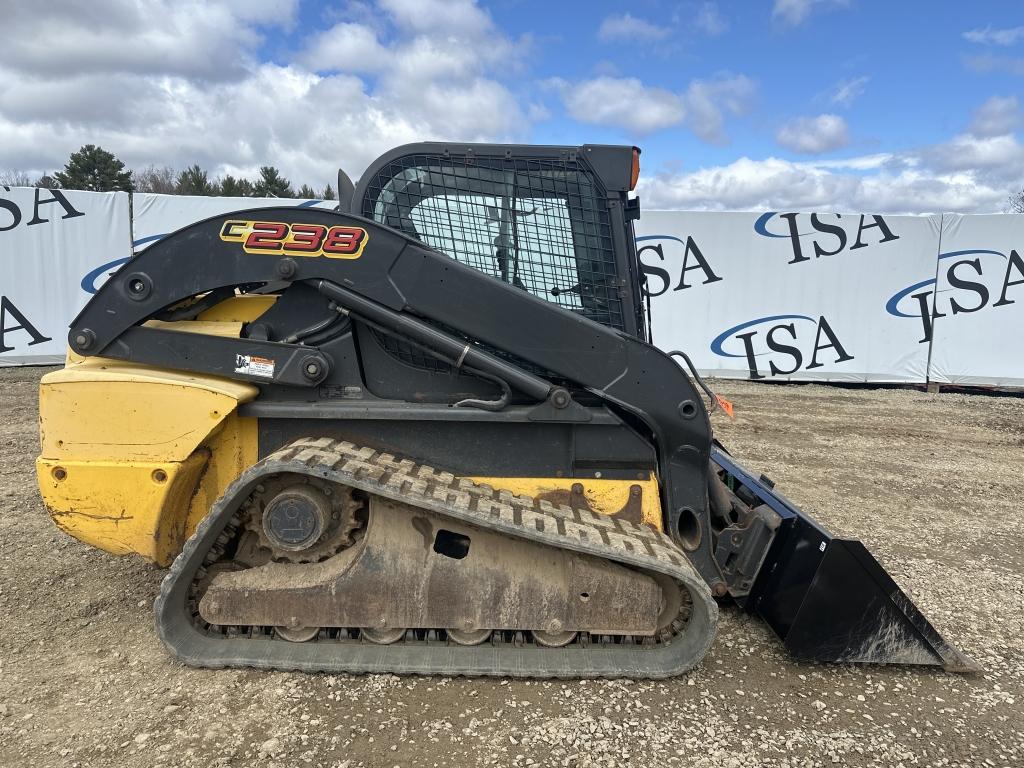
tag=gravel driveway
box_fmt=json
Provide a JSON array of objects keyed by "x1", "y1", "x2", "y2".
[{"x1": 1, "y1": 366, "x2": 1021, "y2": 767}]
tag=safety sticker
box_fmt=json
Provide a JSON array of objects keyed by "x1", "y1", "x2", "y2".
[{"x1": 235, "y1": 354, "x2": 275, "y2": 378}]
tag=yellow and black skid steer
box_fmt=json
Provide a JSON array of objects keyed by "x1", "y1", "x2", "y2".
[{"x1": 36, "y1": 143, "x2": 976, "y2": 677}]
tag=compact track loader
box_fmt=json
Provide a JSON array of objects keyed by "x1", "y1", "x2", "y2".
[{"x1": 37, "y1": 143, "x2": 976, "y2": 677}]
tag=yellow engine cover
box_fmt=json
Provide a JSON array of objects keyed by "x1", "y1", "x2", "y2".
[{"x1": 37, "y1": 354, "x2": 259, "y2": 566}]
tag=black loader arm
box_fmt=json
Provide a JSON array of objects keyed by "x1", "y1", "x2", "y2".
[{"x1": 67, "y1": 206, "x2": 725, "y2": 590}]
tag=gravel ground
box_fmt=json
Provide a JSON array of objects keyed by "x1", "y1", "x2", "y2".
[{"x1": 1, "y1": 366, "x2": 1022, "y2": 768}]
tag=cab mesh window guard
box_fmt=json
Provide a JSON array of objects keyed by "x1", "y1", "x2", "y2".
[{"x1": 360, "y1": 154, "x2": 625, "y2": 331}]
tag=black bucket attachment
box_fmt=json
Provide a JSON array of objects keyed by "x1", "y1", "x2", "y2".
[{"x1": 711, "y1": 447, "x2": 979, "y2": 673}]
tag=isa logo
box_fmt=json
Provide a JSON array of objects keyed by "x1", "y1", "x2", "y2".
[
  {"x1": 0, "y1": 187, "x2": 84, "y2": 353},
  {"x1": 636, "y1": 235, "x2": 722, "y2": 296},
  {"x1": 754, "y1": 213, "x2": 900, "y2": 264},
  {"x1": 710, "y1": 314, "x2": 854, "y2": 380},
  {"x1": 0, "y1": 187, "x2": 84, "y2": 232},
  {"x1": 886, "y1": 248, "x2": 1023, "y2": 343}
]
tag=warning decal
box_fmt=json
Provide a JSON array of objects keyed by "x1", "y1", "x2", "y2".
[{"x1": 234, "y1": 354, "x2": 275, "y2": 378}]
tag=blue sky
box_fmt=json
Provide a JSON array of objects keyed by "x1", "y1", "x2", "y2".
[{"x1": 1, "y1": 1, "x2": 1022, "y2": 212}]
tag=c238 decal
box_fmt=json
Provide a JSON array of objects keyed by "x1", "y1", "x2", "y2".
[{"x1": 219, "y1": 220, "x2": 369, "y2": 259}]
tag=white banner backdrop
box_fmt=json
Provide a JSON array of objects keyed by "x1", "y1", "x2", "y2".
[
  {"x1": 927, "y1": 214, "x2": 1024, "y2": 387},
  {"x1": 0, "y1": 187, "x2": 131, "y2": 365},
  {"x1": 2, "y1": 187, "x2": 1022, "y2": 389},
  {"x1": 132, "y1": 194, "x2": 336, "y2": 253},
  {"x1": 635, "y1": 211, "x2": 942, "y2": 383}
]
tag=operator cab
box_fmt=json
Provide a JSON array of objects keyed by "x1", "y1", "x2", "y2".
[{"x1": 350, "y1": 143, "x2": 648, "y2": 342}]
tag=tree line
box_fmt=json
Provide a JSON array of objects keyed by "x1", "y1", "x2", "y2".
[
  {"x1": 4, "y1": 143, "x2": 1022, "y2": 212},
  {"x1": 0, "y1": 144, "x2": 336, "y2": 200}
]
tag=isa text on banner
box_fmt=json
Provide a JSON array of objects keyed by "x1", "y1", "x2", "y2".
[
  {"x1": 0, "y1": 187, "x2": 131, "y2": 365},
  {"x1": 636, "y1": 211, "x2": 942, "y2": 383},
  {"x1": 926, "y1": 214, "x2": 1024, "y2": 387}
]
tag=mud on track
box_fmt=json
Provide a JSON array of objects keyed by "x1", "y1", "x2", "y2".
[{"x1": 1, "y1": 367, "x2": 1021, "y2": 768}]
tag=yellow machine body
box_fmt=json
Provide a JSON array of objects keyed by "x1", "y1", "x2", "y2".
[{"x1": 36, "y1": 350, "x2": 260, "y2": 566}]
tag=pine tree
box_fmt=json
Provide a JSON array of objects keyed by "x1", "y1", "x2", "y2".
[
  {"x1": 176, "y1": 164, "x2": 217, "y2": 196},
  {"x1": 54, "y1": 145, "x2": 133, "y2": 192},
  {"x1": 254, "y1": 166, "x2": 294, "y2": 198},
  {"x1": 321, "y1": 184, "x2": 336, "y2": 201},
  {"x1": 218, "y1": 175, "x2": 255, "y2": 197},
  {"x1": 297, "y1": 184, "x2": 317, "y2": 199}
]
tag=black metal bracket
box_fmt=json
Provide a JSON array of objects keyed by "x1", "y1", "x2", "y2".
[{"x1": 103, "y1": 326, "x2": 330, "y2": 387}]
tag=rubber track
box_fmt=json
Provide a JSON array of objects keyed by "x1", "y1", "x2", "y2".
[{"x1": 155, "y1": 437, "x2": 718, "y2": 678}]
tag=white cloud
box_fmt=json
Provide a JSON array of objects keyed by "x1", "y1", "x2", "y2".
[
  {"x1": 557, "y1": 73, "x2": 755, "y2": 142},
  {"x1": 772, "y1": 0, "x2": 848, "y2": 27},
  {"x1": 963, "y1": 25, "x2": 1024, "y2": 46},
  {"x1": 297, "y1": 23, "x2": 389, "y2": 73},
  {"x1": 776, "y1": 114, "x2": 850, "y2": 154},
  {"x1": 925, "y1": 134, "x2": 1024, "y2": 180},
  {"x1": 0, "y1": 71, "x2": 157, "y2": 129},
  {"x1": 600, "y1": 5, "x2": 725, "y2": 42},
  {"x1": 639, "y1": 155, "x2": 1012, "y2": 214},
  {"x1": 0, "y1": 1, "x2": 299, "y2": 82},
  {"x1": 644, "y1": 90, "x2": 1024, "y2": 214},
  {"x1": 2, "y1": 0, "x2": 1020, "y2": 217},
  {"x1": 597, "y1": 13, "x2": 670, "y2": 42},
  {"x1": 807, "y1": 153, "x2": 894, "y2": 171},
  {"x1": 683, "y1": 74, "x2": 756, "y2": 144},
  {"x1": 0, "y1": 0, "x2": 529, "y2": 188},
  {"x1": 560, "y1": 77, "x2": 685, "y2": 135},
  {"x1": 968, "y1": 96, "x2": 1022, "y2": 138},
  {"x1": 830, "y1": 76, "x2": 869, "y2": 107},
  {"x1": 694, "y1": 3, "x2": 728, "y2": 36},
  {"x1": 380, "y1": 0, "x2": 495, "y2": 37}
]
